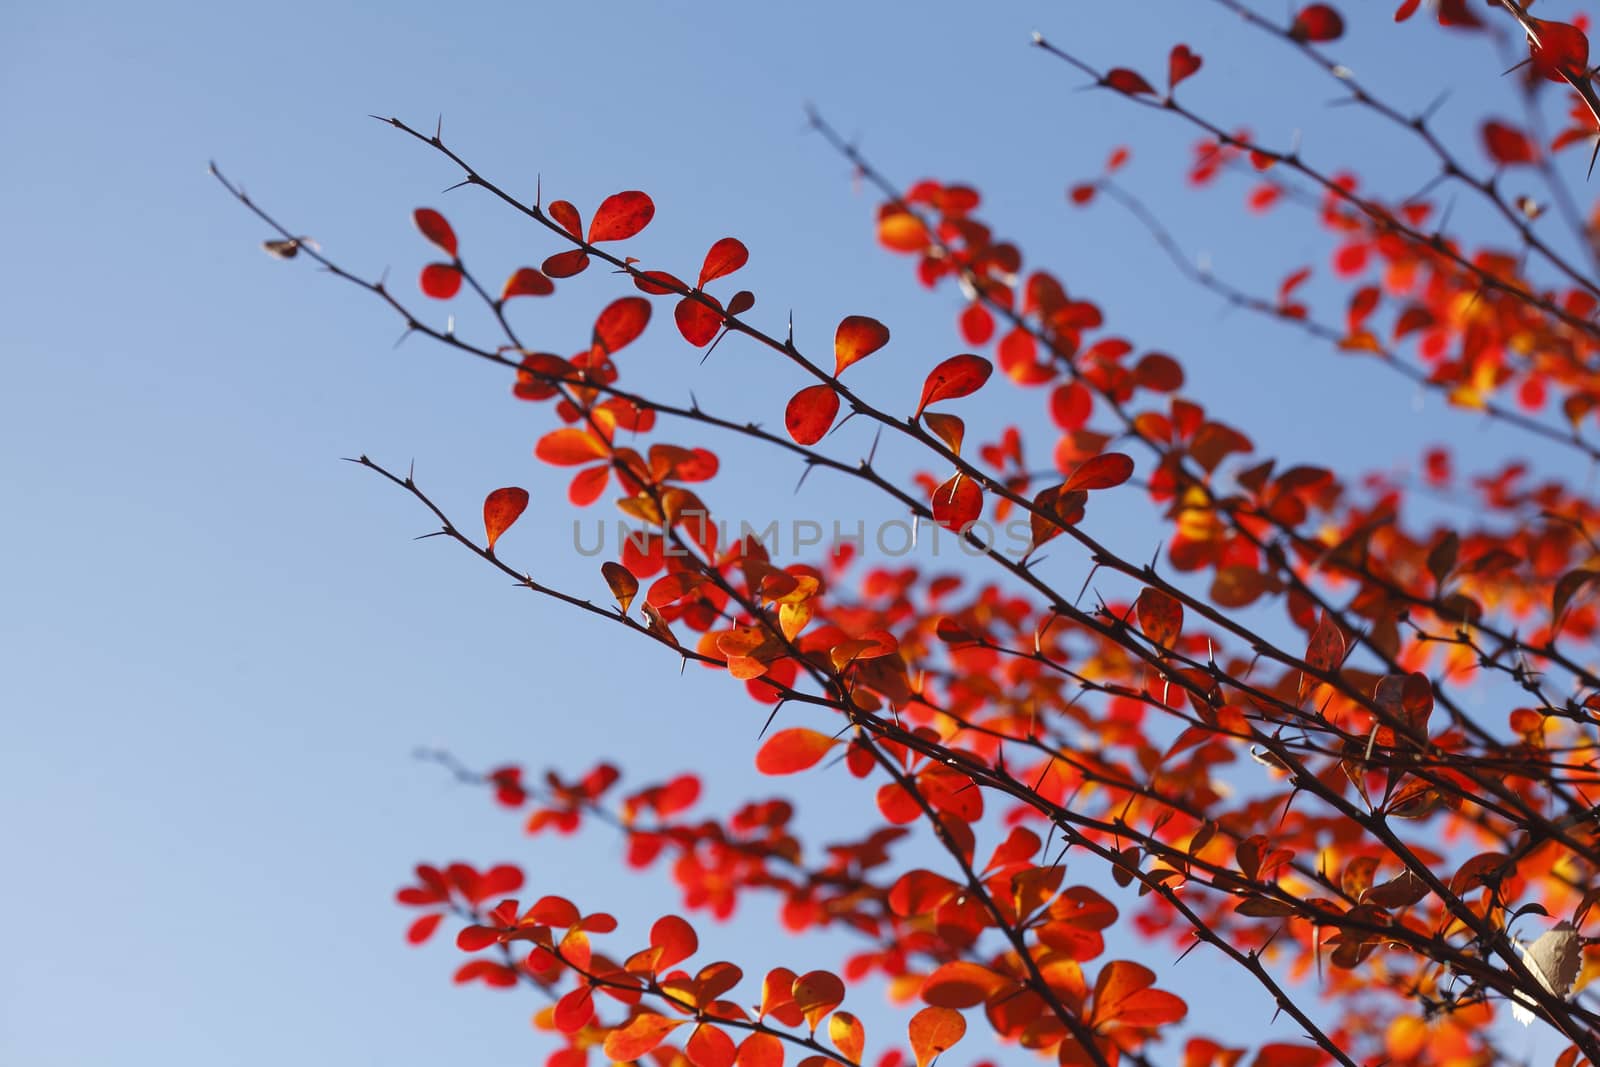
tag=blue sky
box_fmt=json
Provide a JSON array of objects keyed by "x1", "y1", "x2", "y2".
[{"x1": 3, "y1": 1, "x2": 1587, "y2": 1064}]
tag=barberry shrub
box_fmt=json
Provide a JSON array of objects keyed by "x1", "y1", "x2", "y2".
[{"x1": 224, "y1": 3, "x2": 1600, "y2": 1065}]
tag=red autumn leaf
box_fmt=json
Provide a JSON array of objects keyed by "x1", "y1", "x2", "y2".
[
  {"x1": 567, "y1": 465, "x2": 609, "y2": 507},
  {"x1": 785, "y1": 384, "x2": 841, "y2": 445},
  {"x1": 735, "y1": 1033, "x2": 783, "y2": 1067},
  {"x1": 888, "y1": 869, "x2": 960, "y2": 916},
  {"x1": 916, "y1": 354, "x2": 993, "y2": 416},
  {"x1": 483, "y1": 487, "x2": 529, "y2": 551},
  {"x1": 908, "y1": 1006, "x2": 966, "y2": 1067},
  {"x1": 727, "y1": 290, "x2": 755, "y2": 316},
  {"x1": 1394, "y1": 0, "x2": 1421, "y2": 21},
  {"x1": 1253, "y1": 1044, "x2": 1327, "y2": 1067},
  {"x1": 1135, "y1": 587, "x2": 1183, "y2": 647},
  {"x1": 1063, "y1": 452, "x2": 1135, "y2": 492},
  {"x1": 755, "y1": 728, "x2": 838, "y2": 775},
  {"x1": 456, "y1": 924, "x2": 501, "y2": 951},
  {"x1": 548, "y1": 200, "x2": 582, "y2": 239},
  {"x1": 649, "y1": 914, "x2": 697, "y2": 971},
  {"x1": 1104, "y1": 68, "x2": 1155, "y2": 95},
  {"x1": 920, "y1": 961, "x2": 1008, "y2": 1009},
  {"x1": 593, "y1": 296, "x2": 653, "y2": 355},
  {"x1": 834, "y1": 315, "x2": 891, "y2": 376},
  {"x1": 412, "y1": 208, "x2": 458, "y2": 256},
  {"x1": 1305, "y1": 613, "x2": 1346, "y2": 674},
  {"x1": 501, "y1": 267, "x2": 554, "y2": 300},
  {"x1": 1168, "y1": 44, "x2": 1202, "y2": 91},
  {"x1": 676, "y1": 296, "x2": 724, "y2": 347},
  {"x1": 589, "y1": 190, "x2": 655, "y2": 242},
  {"x1": 603, "y1": 1013, "x2": 685, "y2": 1061},
  {"x1": 647, "y1": 572, "x2": 708, "y2": 608},
  {"x1": 686, "y1": 1023, "x2": 736, "y2": 1067},
  {"x1": 931, "y1": 473, "x2": 983, "y2": 531},
  {"x1": 1482, "y1": 120, "x2": 1536, "y2": 165},
  {"x1": 602, "y1": 561, "x2": 639, "y2": 615},
  {"x1": 634, "y1": 269, "x2": 686, "y2": 295},
  {"x1": 1090, "y1": 960, "x2": 1187, "y2": 1028},
  {"x1": 420, "y1": 263, "x2": 462, "y2": 299},
  {"x1": 1051, "y1": 382, "x2": 1093, "y2": 430},
  {"x1": 554, "y1": 985, "x2": 594, "y2": 1033},
  {"x1": 1290, "y1": 4, "x2": 1344, "y2": 42},
  {"x1": 405, "y1": 913, "x2": 443, "y2": 945},
  {"x1": 542, "y1": 249, "x2": 591, "y2": 278},
  {"x1": 699, "y1": 237, "x2": 750, "y2": 287},
  {"x1": 1529, "y1": 19, "x2": 1590, "y2": 83}
]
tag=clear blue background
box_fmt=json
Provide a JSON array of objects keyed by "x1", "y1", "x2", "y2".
[{"x1": 3, "y1": 1, "x2": 1586, "y2": 1063}]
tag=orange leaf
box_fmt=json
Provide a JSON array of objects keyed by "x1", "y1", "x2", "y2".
[
  {"x1": 602, "y1": 561, "x2": 639, "y2": 615},
  {"x1": 932, "y1": 474, "x2": 983, "y2": 532},
  {"x1": 755, "y1": 728, "x2": 838, "y2": 775},
  {"x1": 828, "y1": 1012, "x2": 865, "y2": 1062},
  {"x1": 1090, "y1": 960, "x2": 1187, "y2": 1029},
  {"x1": 647, "y1": 572, "x2": 708, "y2": 608},
  {"x1": 878, "y1": 207, "x2": 929, "y2": 252},
  {"x1": 413, "y1": 208, "x2": 457, "y2": 256},
  {"x1": 420, "y1": 263, "x2": 462, "y2": 299},
  {"x1": 1135, "y1": 588, "x2": 1183, "y2": 648},
  {"x1": 921, "y1": 961, "x2": 1008, "y2": 1009},
  {"x1": 834, "y1": 315, "x2": 890, "y2": 376},
  {"x1": 649, "y1": 913, "x2": 697, "y2": 971},
  {"x1": 916, "y1": 354, "x2": 993, "y2": 416},
  {"x1": 736, "y1": 1033, "x2": 784, "y2": 1067},
  {"x1": 791, "y1": 970, "x2": 845, "y2": 1033},
  {"x1": 699, "y1": 237, "x2": 749, "y2": 287},
  {"x1": 501, "y1": 267, "x2": 554, "y2": 299},
  {"x1": 909, "y1": 1006, "x2": 966, "y2": 1067},
  {"x1": 686, "y1": 1023, "x2": 736, "y2": 1067},
  {"x1": 785, "y1": 385, "x2": 841, "y2": 445},
  {"x1": 483, "y1": 487, "x2": 529, "y2": 551},
  {"x1": 1252, "y1": 1044, "x2": 1327, "y2": 1067},
  {"x1": 603, "y1": 1013, "x2": 685, "y2": 1061},
  {"x1": 923, "y1": 412, "x2": 965, "y2": 455},
  {"x1": 1305, "y1": 613, "x2": 1346, "y2": 674},
  {"x1": 589, "y1": 191, "x2": 655, "y2": 242},
  {"x1": 1064, "y1": 452, "x2": 1134, "y2": 492},
  {"x1": 536, "y1": 428, "x2": 609, "y2": 466}
]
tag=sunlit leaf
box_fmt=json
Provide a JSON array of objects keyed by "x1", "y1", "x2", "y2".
[
  {"x1": 589, "y1": 191, "x2": 655, "y2": 242},
  {"x1": 916, "y1": 354, "x2": 993, "y2": 416},
  {"x1": 834, "y1": 315, "x2": 891, "y2": 376},
  {"x1": 756, "y1": 728, "x2": 839, "y2": 775},
  {"x1": 908, "y1": 1006, "x2": 966, "y2": 1067},
  {"x1": 501, "y1": 267, "x2": 554, "y2": 300},
  {"x1": 483, "y1": 487, "x2": 529, "y2": 551},
  {"x1": 785, "y1": 385, "x2": 841, "y2": 445},
  {"x1": 699, "y1": 237, "x2": 750, "y2": 287}
]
